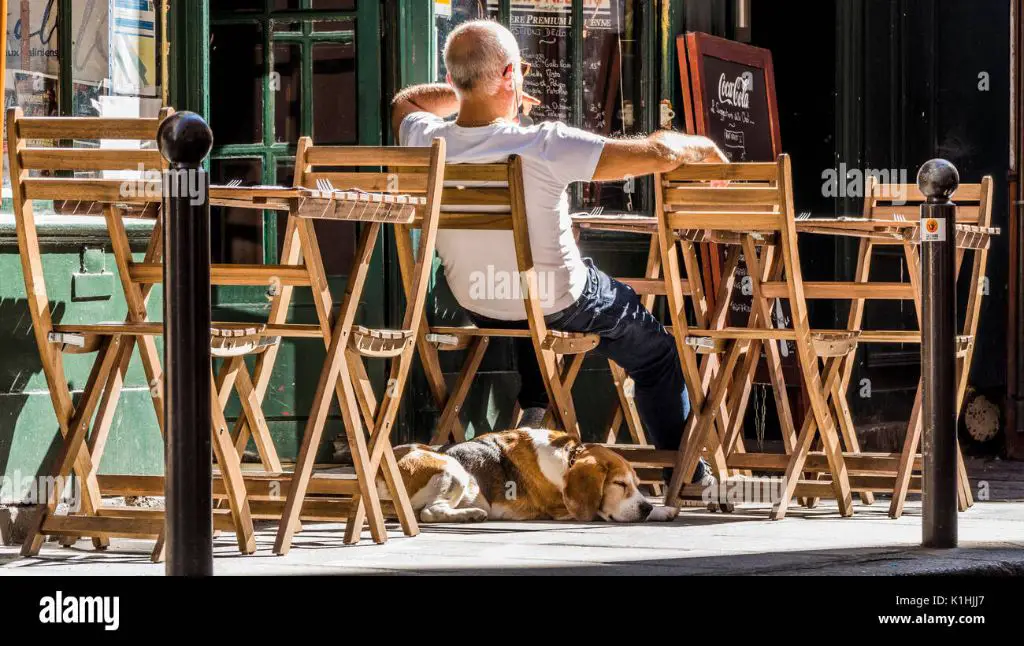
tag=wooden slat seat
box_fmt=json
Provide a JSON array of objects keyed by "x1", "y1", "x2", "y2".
[
  {"x1": 210, "y1": 325, "x2": 280, "y2": 358},
  {"x1": 426, "y1": 325, "x2": 599, "y2": 354},
  {"x1": 349, "y1": 326, "x2": 415, "y2": 358},
  {"x1": 48, "y1": 321, "x2": 322, "y2": 354}
]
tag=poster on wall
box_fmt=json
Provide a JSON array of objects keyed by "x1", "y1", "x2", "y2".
[
  {"x1": 72, "y1": 0, "x2": 112, "y2": 116},
  {"x1": 109, "y1": 0, "x2": 158, "y2": 98},
  {"x1": 484, "y1": 0, "x2": 615, "y2": 125},
  {"x1": 4, "y1": 0, "x2": 61, "y2": 192}
]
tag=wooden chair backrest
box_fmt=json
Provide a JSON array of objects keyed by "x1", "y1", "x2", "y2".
[
  {"x1": 657, "y1": 156, "x2": 814, "y2": 334},
  {"x1": 293, "y1": 137, "x2": 446, "y2": 333},
  {"x1": 7, "y1": 107, "x2": 173, "y2": 208},
  {"x1": 398, "y1": 155, "x2": 550, "y2": 333},
  {"x1": 866, "y1": 177, "x2": 993, "y2": 226}
]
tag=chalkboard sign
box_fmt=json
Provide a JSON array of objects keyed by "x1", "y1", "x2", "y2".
[
  {"x1": 678, "y1": 32, "x2": 781, "y2": 163},
  {"x1": 677, "y1": 33, "x2": 801, "y2": 399},
  {"x1": 500, "y1": 0, "x2": 617, "y2": 130}
]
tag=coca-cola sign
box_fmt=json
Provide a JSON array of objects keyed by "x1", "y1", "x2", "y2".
[{"x1": 718, "y1": 71, "x2": 754, "y2": 109}]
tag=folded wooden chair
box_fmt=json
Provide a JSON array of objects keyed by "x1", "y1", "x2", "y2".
[
  {"x1": 570, "y1": 215, "x2": 763, "y2": 492},
  {"x1": 272, "y1": 139, "x2": 445, "y2": 555},
  {"x1": 809, "y1": 176, "x2": 996, "y2": 517},
  {"x1": 6, "y1": 107, "x2": 252, "y2": 560},
  {"x1": 658, "y1": 155, "x2": 857, "y2": 519},
  {"x1": 395, "y1": 157, "x2": 600, "y2": 444},
  {"x1": 8, "y1": 107, "x2": 353, "y2": 560}
]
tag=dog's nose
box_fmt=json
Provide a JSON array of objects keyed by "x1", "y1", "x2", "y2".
[{"x1": 639, "y1": 500, "x2": 653, "y2": 519}]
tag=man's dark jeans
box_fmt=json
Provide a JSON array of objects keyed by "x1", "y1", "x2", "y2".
[{"x1": 467, "y1": 259, "x2": 691, "y2": 454}]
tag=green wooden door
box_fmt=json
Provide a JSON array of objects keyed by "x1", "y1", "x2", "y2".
[{"x1": 205, "y1": 0, "x2": 384, "y2": 463}]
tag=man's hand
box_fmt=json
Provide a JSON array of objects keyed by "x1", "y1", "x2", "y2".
[
  {"x1": 391, "y1": 83, "x2": 460, "y2": 140},
  {"x1": 592, "y1": 131, "x2": 728, "y2": 182}
]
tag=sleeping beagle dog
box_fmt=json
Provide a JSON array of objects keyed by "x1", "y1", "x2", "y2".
[{"x1": 378, "y1": 429, "x2": 678, "y2": 523}]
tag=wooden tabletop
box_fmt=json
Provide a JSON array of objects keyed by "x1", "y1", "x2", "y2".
[{"x1": 573, "y1": 214, "x2": 999, "y2": 243}]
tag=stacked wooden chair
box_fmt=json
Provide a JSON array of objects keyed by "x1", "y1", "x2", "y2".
[
  {"x1": 4, "y1": 107, "x2": 262, "y2": 560},
  {"x1": 653, "y1": 155, "x2": 860, "y2": 519},
  {"x1": 10, "y1": 108, "x2": 443, "y2": 557},
  {"x1": 271, "y1": 138, "x2": 445, "y2": 555},
  {"x1": 396, "y1": 156, "x2": 601, "y2": 445},
  {"x1": 778, "y1": 175, "x2": 997, "y2": 517}
]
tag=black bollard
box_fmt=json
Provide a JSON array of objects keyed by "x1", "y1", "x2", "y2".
[
  {"x1": 158, "y1": 112, "x2": 215, "y2": 575},
  {"x1": 918, "y1": 159, "x2": 959, "y2": 549}
]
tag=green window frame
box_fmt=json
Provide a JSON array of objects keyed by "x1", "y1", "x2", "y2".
[{"x1": 208, "y1": 0, "x2": 382, "y2": 265}]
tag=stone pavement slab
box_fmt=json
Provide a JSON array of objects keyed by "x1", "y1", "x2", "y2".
[{"x1": 2, "y1": 500, "x2": 1022, "y2": 575}]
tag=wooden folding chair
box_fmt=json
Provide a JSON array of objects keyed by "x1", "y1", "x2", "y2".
[
  {"x1": 569, "y1": 212, "x2": 760, "y2": 494},
  {"x1": 7, "y1": 106, "x2": 329, "y2": 559},
  {"x1": 802, "y1": 176, "x2": 997, "y2": 517},
  {"x1": 658, "y1": 155, "x2": 857, "y2": 520},
  {"x1": 401, "y1": 156, "x2": 601, "y2": 445},
  {"x1": 271, "y1": 139, "x2": 445, "y2": 555}
]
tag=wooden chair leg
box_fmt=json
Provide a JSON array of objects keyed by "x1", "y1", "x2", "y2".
[
  {"x1": 829, "y1": 366, "x2": 875, "y2": 505},
  {"x1": 431, "y1": 337, "x2": 489, "y2": 444},
  {"x1": 608, "y1": 362, "x2": 647, "y2": 445},
  {"x1": 210, "y1": 373, "x2": 257, "y2": 555},
  {"x1": 541, "y1": 353, "x2": 586, "y2": 429},
  {"x1": 234, "y1": 360, "x2": 284, "y2": 472},
  {"x1": 666, "y1": 339, "x2": 745, "y2": 504},
  {"x1": 276, "y1": 222, "x2": 387, "y2": 554},
  {"x1": 890, "y1": 385, "x2": 923, "y2": 518},
  {"x1": 348, "y1": 349, "x2": 378, "y2": 430},
  {"x1": 274, "y1": 325, "x2": 387, "y2": 553},
  {"x1": 150, "y1": 534, "x2": 166, "y2": 563},
  {"x1": 21, "y1": 337, "x2": 123, "y2": 556}
]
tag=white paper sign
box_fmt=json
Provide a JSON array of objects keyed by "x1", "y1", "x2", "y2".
[{"x1": 921, "y1": 217, "x2": 946, "y2": 242}]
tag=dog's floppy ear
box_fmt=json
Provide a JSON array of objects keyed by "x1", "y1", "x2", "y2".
[{"x1": 563, "y1": 454, "x2": 607, "y2": 521}]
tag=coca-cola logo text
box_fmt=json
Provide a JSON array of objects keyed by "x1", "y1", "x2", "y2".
[{"x1": 718, "y1": 71, "x2": 753, "y2": 109}]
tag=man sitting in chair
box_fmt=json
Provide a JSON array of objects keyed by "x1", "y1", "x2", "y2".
[{"x1": 393, "y1": 20, "x2": 724, "y2": 486}]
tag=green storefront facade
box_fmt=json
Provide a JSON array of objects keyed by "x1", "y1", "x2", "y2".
[
  {"x1": 0, "y1": 1, "x2": 692, "y2": 498},
  {"x1": 2, "y1": 1, "x2": 1015, "y2": 501}
]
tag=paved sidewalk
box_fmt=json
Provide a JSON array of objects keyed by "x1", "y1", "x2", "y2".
[{"x1": 2, "y1": 500, "x2": 1022, "y2": 575}]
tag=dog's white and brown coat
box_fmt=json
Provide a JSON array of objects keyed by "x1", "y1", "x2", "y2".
[{"x1": 378, "y1": 429, "x2": 677, "y2": 523}]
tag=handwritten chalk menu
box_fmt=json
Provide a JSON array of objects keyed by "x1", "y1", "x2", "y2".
[
  {"x1": 489, "y1": 0, "x2": 615, "y2": 127},
  {"x1": 701, "y1": 58, "x2": 773, "y2": 161}
]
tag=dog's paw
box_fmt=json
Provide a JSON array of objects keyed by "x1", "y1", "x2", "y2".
[
  {"x1": 463, "y1": 508, "x2": 488, "y2": 522},
  {"x1": 646, "y1": 505, "x2": 679, "y2": 522}
]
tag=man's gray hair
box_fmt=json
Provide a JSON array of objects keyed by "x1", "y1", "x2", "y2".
[{"x1": 443, "y1": 20, "x2": 520, "y2": 95}]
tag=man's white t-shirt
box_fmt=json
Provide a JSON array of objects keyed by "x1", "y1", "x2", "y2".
[{"x1": 400, "y1": 112, "x2": 606, "y2": 321}]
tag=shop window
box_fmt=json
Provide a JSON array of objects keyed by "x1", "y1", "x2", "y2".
[
  {"x1": 211, "y1": 22, "x2": 266, "y2": 145},
  {"x1": 3, "y1": 1, "x2": 165, "y2": 204},
  {"x1": 433, "y1": 0, "x2": 651, "y2": 215},
  {"x1": 209, "y1": 0, "x2": 368, "y2": 271}
]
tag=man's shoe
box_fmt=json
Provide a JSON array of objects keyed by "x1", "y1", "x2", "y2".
[{"x1": 691, "y1": 457, "x2": 716, "y2": 488}]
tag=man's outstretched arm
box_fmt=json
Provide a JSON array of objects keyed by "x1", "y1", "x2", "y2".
[
  {"x1": 391, "y1": 83, "x2": 460, "y2": 139},
  {"x1": 592, "y1": 131, "x2": 728, "y2": 182}
]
